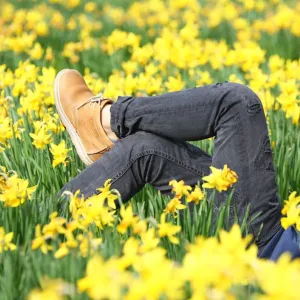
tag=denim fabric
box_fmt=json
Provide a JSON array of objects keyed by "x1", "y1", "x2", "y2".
[
  {"x1": 58, "y1": 82, "x2": 283, "y2": 255},
  {"x1": 258, "y1": 227, "x2": 300, "y2": 261}
]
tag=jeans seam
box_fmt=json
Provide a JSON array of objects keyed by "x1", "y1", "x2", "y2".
[
  {"x1": 110, "y1": 149, "x2": 205, "y2": 183},
  {"x1": 254, "y1": 133, "x2": 273, "y2": 167},
  {"x1": 124, "y1": 104, "x2": 216, "y2": 121},
  {"x1": 123, "y1": 87, "x2": 235, "y2": 120},
  {"x1": 81, "y1": 167, "x2": 111, "y2": 196},
  {"x1": 232, "y1": 101, "x2": 258, "y2": 237},
  {"x1": 80, "y1": 149, "x2": 205, "y2": 197}
]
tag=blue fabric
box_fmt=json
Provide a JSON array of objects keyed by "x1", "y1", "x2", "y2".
[{"x1": 259, "y1": 226, "x2": 300, "y2": 261}]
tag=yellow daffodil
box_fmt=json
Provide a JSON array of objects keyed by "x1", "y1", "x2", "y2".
[
  {"x1": 202, "y1": 164, "x2": 238, "y2": 192},
  {"x1": 132, "y1": 219, "x2": 148, "y2": 235},
  {"x1": 82, "y1": 195, "x2": 115, "y2": 230},
  {"x1": 77, "y1": 255, "x2": 130, "y2": 299},
  {"x1": 169, "y1": 180, "x2": 192, "y2": 198},
  {"x1": 277, "y1": 93, "x2": 300, "y2": 125},
  {"x1": 68, "y1": 190, "x2": 85, "y2": 218},
  {"x1": 77, "y1": 232, "x2": 102, "y2": 258},
  {"x1": 96, "y1": 178, "x2": 118, "y2": 209},
  {"x1": 42, "y1": 212, "x2": 67, "y2": 239},
  {"x1": 30, "y1": 127, "x2": 52, "y2": 150},
  {"x1": 281, "y1": 191, "x2": 300, "y2": 230},
  {"x1": 253, "y1": 253, "x2": 300, "y2": 300},
  {"x1": 28, "y1": 278, "x2": 72, "y2": 300},
  {"x1": 139, "y1": 228, "x2": 160, "y2": 253},
  {"x1": 118, "y1": 237, "x2": 140, "y2": 270},
  {"x1": 32, "y1": 224, "x2": 52, "y2": 254},
  {"x1": 157, "y1": 213, "x2": 181, "y2": 244},
  {"x1": 54, "y1": 230, "x2": 78, "y2": 259},
  {"x1": 0, "y1": 117, "x2": 13, "y2": 147},
  {"x1": 0, "y1": 173, "x2": 37, "y2": 207},
  {"x1": 117, "y1": 204, "x2": 139, "y2": 234},
  {"x1": 186, "y1": 185, "x2": 205, "y2": 204},
  {"x1": 0, "y1": 227, "x2": 16, "y2": 253},
  {"x1": 164, "y1": 197, "x2": 186, "y2": 215},
  {"x1": 50, "y1": 140, "x2": 71, "y2": 168}
]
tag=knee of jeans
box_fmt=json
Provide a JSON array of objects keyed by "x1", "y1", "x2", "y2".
[
  {"x1": 122, "y1": 131, "x2": 170, "y2": 155},
  {"x1": 227, "y1": 83, "x2": 263, "y2": 114}
]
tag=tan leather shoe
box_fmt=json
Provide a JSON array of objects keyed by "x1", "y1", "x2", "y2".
[{"x1": 54, "y1": 69, "x2": 114, "y2": 166}]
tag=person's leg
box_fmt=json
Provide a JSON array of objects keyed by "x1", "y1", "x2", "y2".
[
  {"x1": 58, "y1": 130, "x2": 212, "y2": 206},
  {"x1": 258, "y1": 227, "x2": 300, "y2": 261},
  {"x1": 108, "y1": 82, "x2": 282, "y2": 252}
]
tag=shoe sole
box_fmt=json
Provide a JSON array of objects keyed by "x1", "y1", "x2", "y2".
[{"x1": 54, "y1": 69, "x2": 93, "y2": 166}]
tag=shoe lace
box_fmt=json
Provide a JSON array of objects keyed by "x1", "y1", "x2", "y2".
[{"x1": 77, "y1": 93, "x2": 105, "y2": 109}]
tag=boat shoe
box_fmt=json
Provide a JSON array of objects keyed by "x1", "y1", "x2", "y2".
[{"x1": 54, "y1": 69, "x2": 114, "y2": 165}]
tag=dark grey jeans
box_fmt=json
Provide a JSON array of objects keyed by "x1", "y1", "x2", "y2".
[{"x1": 58, "y1": 82, "x2": 282, "y2": 254}]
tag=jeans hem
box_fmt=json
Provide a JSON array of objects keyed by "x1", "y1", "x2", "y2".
[
  {"x1": 257, "y1": 221, "x2": 282, "y2": 255},
  {"x1": 110, "y1": 100, "x2": 120, "y2": 138},
  {"x1": 110, "y1": 96, "x2": 136, "y2": 139}
]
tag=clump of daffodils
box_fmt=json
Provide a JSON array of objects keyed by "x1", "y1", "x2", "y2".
[
  {"x1": 31, "y1": 211, "x2": 104, "y2": 259},
  {"x1": 0, "y1": 167, "x2": 37, "y2": 207},
  {"x1": 164, "y1": 164, "x2": 236, "y2": 217},
  {"x1": 69, "y1": 179, "x2": 117, "y2": 228},
  {"x1": 28, "y1": 277, "x2": 74, "y2": 300},
  {"x1": 30, "y1": 221, "x2": 300, "y2": 300},
  {"x1": 32, "y1": 179, "x2": 119, "y2": 259},
  {"x1": 1, "y1": 0, "x2": 300, "y2": 298},
  {"x1": 76, "y1": 221, "x2": 300, "y2": 300},
  {"x1": 32, "y1": 179, "x2": 186, "y2": 259},
  {"x1": 33, "y1": 165, "x2": 239, "y2": 261},
  {"x1": 28, "y1": 172, "x2": 300, "y2": 299},
  {"x1": 166, "y1": 180, "x2": 205, "y2": 216}
]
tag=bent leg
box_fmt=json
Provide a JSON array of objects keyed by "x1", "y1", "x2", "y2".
[
  {"x1": 58, "y1": 131, "x2": 212, "y2": 205},
  {"x1": 110, "y1": 82, "x2": 283, "y2": 252}
]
